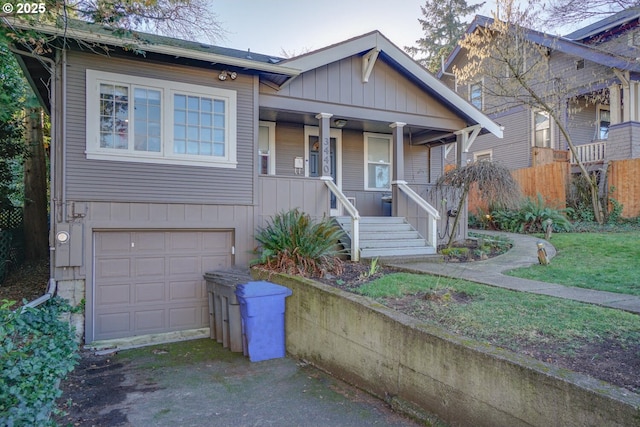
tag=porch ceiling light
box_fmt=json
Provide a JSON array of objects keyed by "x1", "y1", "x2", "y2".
[{"x1": 334, "y1": 119, "x2": 347, "y2": 128}]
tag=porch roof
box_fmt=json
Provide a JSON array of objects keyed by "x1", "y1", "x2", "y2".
[{"x1": 276, "y1": 31, "x2": 503, "y2": 140}]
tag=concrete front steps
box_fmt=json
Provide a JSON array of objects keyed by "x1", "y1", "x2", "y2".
[{"x1": 334, "y1": 216, "x2": 437, "y2": 260}]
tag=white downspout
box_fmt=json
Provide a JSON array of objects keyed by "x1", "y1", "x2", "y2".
[{"x1": 8, "y1": 46, "x2": 60, "y2": 303}]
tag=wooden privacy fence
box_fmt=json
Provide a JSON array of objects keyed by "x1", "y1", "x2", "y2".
[
  {"x1": 468, "y1": 162, "x2": 570, "y2": 214},
  {"x1": 608, "y1": 158, "x2": 640, "y2": 218}
]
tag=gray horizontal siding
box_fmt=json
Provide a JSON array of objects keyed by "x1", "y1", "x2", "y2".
[{"x1": 65, "y1": 50, "x2": 256, "y2": 205}]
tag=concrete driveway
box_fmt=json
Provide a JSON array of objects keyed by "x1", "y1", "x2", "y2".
[{"x1": 55, "y1": 338, "x2": 438, "y2": 426}]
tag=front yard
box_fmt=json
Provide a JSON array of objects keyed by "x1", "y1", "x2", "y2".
[
  {"x1": 505, "y1": 231, "x2": 640, "y2": 295},
  {"x1": 318, "y1": 231, "x2": 640, "y2": 394}
]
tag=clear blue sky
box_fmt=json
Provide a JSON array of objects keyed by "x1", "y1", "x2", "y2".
[{"x1": 211, "y1": 0, "x2": 499, "y2": 57}]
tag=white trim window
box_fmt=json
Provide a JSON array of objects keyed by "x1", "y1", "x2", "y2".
[
  {"x1": 258, "y1": 121, "x2": 276, "y2": 175},
  {"x1": 86, "y1": 70, "x2": 237, "y2": 168},
  {"x1": 532, "y1": 110, "x2": 551, "y2": 148},
  {"x1": 364, "y1": 132, "x2": 392, "y2": 191},
  {"x1": 469, "y1": 81, "x2": 483, "y2": 110},
  {"x1": 596, "y1": 105, "x2": 610, "y2": 140},
  {"x1": 473, "y1": 149, "x2": 492, "y2": 162}
]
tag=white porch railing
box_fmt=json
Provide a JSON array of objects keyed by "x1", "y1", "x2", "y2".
[
  {"x1": 394, "y1": 181, "x2": 441, "y2": 250},
  {"x1": 571, "y1": 141, "x2": 606, "y2": 164},
  {"x1": 320, "y1": 177, "x2": 361, "y2": 261}
]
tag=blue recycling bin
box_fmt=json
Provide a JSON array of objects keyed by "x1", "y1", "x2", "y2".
[{"x1": 235, "y1": 281, "x2": 293, "y2": 362}]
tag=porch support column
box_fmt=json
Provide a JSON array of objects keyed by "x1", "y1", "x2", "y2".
[
  {"x1": 610, "y1": 84, "x2": 621, "y2": 125},
  {"x1": 390, "y1": 122, "x2": 406, "y2": 217},
  {"x1": 316, "y1": 113, "x2": 333, "y2": 179}
]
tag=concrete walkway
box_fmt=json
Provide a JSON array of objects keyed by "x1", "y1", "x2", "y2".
[{"x1": 386, "y1": 231, "x2": 640, "y2": 315}]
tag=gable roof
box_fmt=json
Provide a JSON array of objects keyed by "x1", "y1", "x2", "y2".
[
  {"x1": 280, "y1": 31, "x2": 503, "y2": 138},
  {"x1": 8, "y1": 19, "x2": 502, "y2": 139},
  {"x1": 564, "y1": 7, "x2": 640, "y2": 41},
  {"x1": 440, "y1": 14, "x2": 640, "y2": 78}
]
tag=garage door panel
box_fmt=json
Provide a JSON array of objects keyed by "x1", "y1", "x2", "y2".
[
  {"x1": 169, "y1": 256, "x2": 200, "y2": 275},
  {"x1": 94, "y1": 230, "x2": 232, "y2": 341},
  {"x1": 135, "y1": 282, "x2": 166, "y2": 303},
  {"x1": 98, "y1": 232, "x2": 132, "y2": 253},
  {"x1": 202, "y1": 255, "x2": 232, "y2": 271},
  {"x1": 169, "y1": 306, "x2": 200, "y2": 328},
  {"x1": 168, "y1": 232, "x2": 200, "y2": 251},
  {"x1": 97, "y1": 312, "x2": 131, "y2": 335},
  {"x1": 135, "y1": 310, "x2": 165, "y2": 331},
  {"x1": 133, "y1": 232, "x2": 167, "y2": 252},
  {"x1": 203, "y1": 233, "x2": 230, "y2": 250},
  {"x1": 96, "y1": 258, "x2": 131, "y2": 278},
  {"x1": 135, "y1": 257, "x2": 165, "y2": 277},
  {"x1": 169, "y1": 280, "x2": 204, "y2": 301},
  {"x1": 98, "y1": 283, "x2": 131, "y2": 305}
]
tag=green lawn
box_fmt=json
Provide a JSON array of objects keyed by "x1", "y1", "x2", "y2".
[
  {"x1": 357, "y1": 273, "x2": 640, "y2": 350},
  {"x1": 505, "y1": 231, "x2": 640, "y2": 296}
]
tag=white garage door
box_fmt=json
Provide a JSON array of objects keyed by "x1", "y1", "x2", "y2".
[{"x1": 93, "y1": 231, "x2": 232, "y2": 341}]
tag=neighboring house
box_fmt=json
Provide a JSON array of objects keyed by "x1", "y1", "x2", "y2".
[
  {"x1": 439, "y1": 9, "x2": 640, "y2": 171},
  {"x1": 10, "y1": 20, "x2": 501, "y2": 344}
]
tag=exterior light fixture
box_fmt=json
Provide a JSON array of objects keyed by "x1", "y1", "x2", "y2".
[
  {"x1": 334, "y1": 119, "x2": 347, "y2": 128},
  {"x1": 218, "y1": 71, "x2": 238, "y2": 81}
]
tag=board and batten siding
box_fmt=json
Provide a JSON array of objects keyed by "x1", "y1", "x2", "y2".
[
  {"x1": 65, "y1": 50, "x2": 256, "y2": 205},
  {"x1": 276, "y1": 56, "x2": 459, "y2": 121}
]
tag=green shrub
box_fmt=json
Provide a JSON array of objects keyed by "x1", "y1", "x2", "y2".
[
  {"x1": 0, "y1": 297, "x2": 79, "y2": 426},
  {"x1": 253, "y1": 209, "x2": 346, "y2": 277},
  {"x1": 490, "y1": 194, "x2": 572, "y2": 233}
]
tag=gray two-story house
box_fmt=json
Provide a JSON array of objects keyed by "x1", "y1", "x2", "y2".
[
  {"x1": 440, "y1": 9, "x2": 640, "y2": 170},
  {"x1": 11, "y1": 20, "x2": 501, "y2": 345}
]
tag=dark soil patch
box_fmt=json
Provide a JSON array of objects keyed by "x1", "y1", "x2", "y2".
[
  {"x1": 316, "y1": 261, "x2": 640, "y2": 394},
  {"x1": 0, "y1": 259, "x2": 49, "y2": 307}
]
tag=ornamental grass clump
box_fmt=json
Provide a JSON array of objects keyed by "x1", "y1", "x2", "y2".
[{"x1": 253, "y1": 209, "x2": 346, "y2": 277}]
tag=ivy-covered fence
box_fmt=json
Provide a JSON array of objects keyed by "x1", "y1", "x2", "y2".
[
  {"x1": 0, "y1": 298, "x2": 79, "y2": 426},
  {"x1": 0, "y1": 207, "x2": 24, "y2": 283}
]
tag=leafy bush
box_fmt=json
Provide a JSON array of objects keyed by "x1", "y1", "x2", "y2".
[
  {"x1": 253, "y1": 209, "x2": 345, "y2": 277},
  {"x1": 0, "y1": 297, "x2": 79, "y2": 426},
  {"x1": 490, "y1": 194, "x2": 573, "y2": 233}
]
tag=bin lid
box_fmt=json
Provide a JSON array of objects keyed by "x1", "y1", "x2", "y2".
[{"x1": 235, "y1": 281, "x2": 293, "y2": 298}]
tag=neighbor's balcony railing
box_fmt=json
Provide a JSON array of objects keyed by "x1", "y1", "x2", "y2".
[{"x1": 571, "y1": 141, "x2": 606, "y2": 164}]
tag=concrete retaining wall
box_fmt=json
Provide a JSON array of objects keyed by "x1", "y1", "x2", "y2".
[{"x1": 253, "y1": 271, "x2": 640, "y2": 427}]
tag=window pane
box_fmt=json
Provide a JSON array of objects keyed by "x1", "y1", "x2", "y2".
[
  {"x1": 367, "y1": 137, "x2": 390, "y2": 162},
  {"x1": 534, "y1": 111, "x2": 550, "y2": 147},
  {"x1": 201, "y1": 98, "x2": 213, "y2": 112},
  {"x1": 258, "y1": 126, "x2": 270, "y2": 152},
  {"x1": 174, "y1": 95, "x2": 186, "y2": 109},
  {"x1": 133, "y1": 88, "x2": 162, "y2": 152},
  {"x1": 174, "y1": 110, "x2": 186, "y2": 124},
  {"x1": 368, "y1": 164, "x2": 389, "y2": 189},
  {"x1": 174, "y1": 140, "x2": 185, "y2": 154},
  {"x1": 201, "y1": 113, "x2": 212, "y2": 127},
  {"x1": 188, "y1": 96, "x2": 199, "y2": 110},
  {"x1": 173, "y1": 93, "x2": 226, "y2": 157}
]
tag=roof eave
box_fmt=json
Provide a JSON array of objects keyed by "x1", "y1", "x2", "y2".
[{"x1": 5, "y1": 19, "x2": 301, "y2": 77}]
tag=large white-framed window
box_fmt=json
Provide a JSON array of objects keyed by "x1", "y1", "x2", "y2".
[
  {"x1": 596, "y1": 105, "x2": 610, "y2": 140},
  {"x1": 86, "y1": 69, "x2": 237, "y2": 168},
  {"x1": 469, "y1": 81, "x2": 483, "y2": 110},
  {"x1": 364, "y1": 132, "x2": 392, "y2": 191},
  {"x1": 258, "y1": 121, "x2": 276, "y2": 175},
  {"x1": 532, "y1": 110, "x2": 552, "y2": 148}
]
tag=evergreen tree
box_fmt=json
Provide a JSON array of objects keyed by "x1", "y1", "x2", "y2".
[{"x1": 406, "y1": 0, "x2": 485, "y2": 73}]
